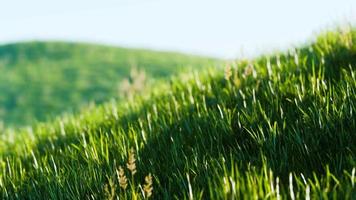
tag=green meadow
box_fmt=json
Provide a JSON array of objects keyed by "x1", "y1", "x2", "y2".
[{"x1": 0, "y1": 28, "x2": 355, "y2": 199}]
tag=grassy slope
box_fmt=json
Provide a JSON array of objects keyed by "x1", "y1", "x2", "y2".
[
  {"x1": 0, "y1": 42, "x2": 215, "y2": 126},
  {"x1": 0, "y1": 29, "x2": 356, "y2": 199}
]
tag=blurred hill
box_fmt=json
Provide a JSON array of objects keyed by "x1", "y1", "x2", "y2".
[{"x1": 0, "y1": 41, "x2": 216, "y2": 126}]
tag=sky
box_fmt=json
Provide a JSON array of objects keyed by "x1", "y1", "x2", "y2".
[{"x1": 1, "y1": 0, "x2": 356, "y2": 58}]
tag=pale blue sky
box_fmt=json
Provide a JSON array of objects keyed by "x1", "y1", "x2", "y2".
[{"x1": 1, "y1": 0, "x2": 356, "y2": 58}]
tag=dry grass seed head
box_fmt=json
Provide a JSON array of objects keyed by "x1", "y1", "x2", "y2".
[
  {"x1": 243, "y1": 64, "x2": 253, "y2": 77},
  {"x1": 117, "y1": 166, "x2": 128, "y2": 190},
  {"x1": 224, "y1": 63, "x2": 232, "y2": 80},
  {"x1": 143, "y1": 173, "x2": 153, "y2": 198},
  {"x1": 127, "y1": 148, "x2": 137, "y2": 175},
  {"x1": 104, "y1": 177, "x2": 116, "y2": 200}
]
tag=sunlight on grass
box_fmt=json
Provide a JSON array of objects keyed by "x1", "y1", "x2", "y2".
[{"x1": 0, "y1": 27, "x2": 355, "y2": 199}]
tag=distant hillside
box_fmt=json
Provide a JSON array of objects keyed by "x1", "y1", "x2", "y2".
[
  {"x1": 0, "y1": 28, "x2": 355, "y2": 199},
  {"x1": 0, "y1": 42, "x2": 216, "y2": 126}
]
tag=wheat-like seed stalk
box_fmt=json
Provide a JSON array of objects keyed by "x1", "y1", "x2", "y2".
[
  {"x1": 224, "y1": 63, "x2": 232, "y2": 80},
  {"x1": 127, "y1": 148, "x2": 137, "y2": 175},
  {"x1": 116, "y1": 166, "x2": 128, "y2": 190},
  {"x1": 104, "y1": 177, "x2": 116, "y2": 200},
  {"x1": 104, "y1": 184, "x2": 110, "y2": 198},
  {"x1": 143, "y1": 173, "x2": 153, "y2": 198},
  {"x1": 243, "y1": 64, "x2": 253, "y2": 77}
]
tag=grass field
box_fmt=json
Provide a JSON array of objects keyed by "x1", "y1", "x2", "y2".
[
  {"x1": 0, "y1": 28, "x2": 355, "y2": 199},
  {"x1": 0, "y1": 42, "x2": 215, "y2": 127}
]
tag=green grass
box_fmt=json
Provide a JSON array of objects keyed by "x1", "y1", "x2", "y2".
[
  {"x1": 0, "y1": 41, "x2": 215, "y2": 127},
  {"x1": 0, "y1": 28, "x2": 355, "y2": 199}
]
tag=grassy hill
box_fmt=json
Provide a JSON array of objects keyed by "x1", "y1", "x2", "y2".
[
  {"x1": 0, "y1": 28, "x2": 355, "y2": 199},
  {"x1": 0, "y1": 42, "x2": 215, "y2": 127}
]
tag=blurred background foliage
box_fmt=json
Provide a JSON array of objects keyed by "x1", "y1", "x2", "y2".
[{"x1": 0, "y1": 42, "x2": 216, "y2": 127}]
